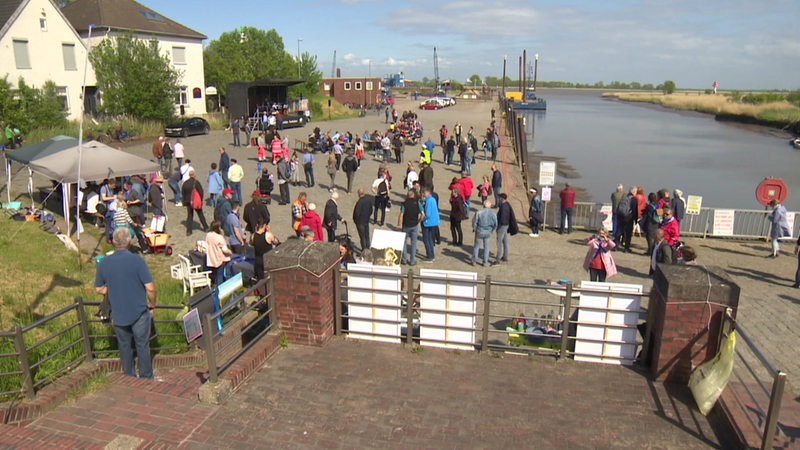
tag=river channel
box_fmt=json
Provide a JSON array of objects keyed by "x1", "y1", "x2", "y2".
[{"x1": 523, "y1": 89, "x2": 799, "y2": 210}]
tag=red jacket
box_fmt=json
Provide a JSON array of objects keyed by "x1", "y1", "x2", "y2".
[
  {"x1": 300, "y1": 210, "x2": 324, "y2": 241},
  {"x1": 660, "y1": 217, "x2": 680, "y2": 247},
  {"x1": 560, "y1": 186, "x2": 576, "y2": 208}
]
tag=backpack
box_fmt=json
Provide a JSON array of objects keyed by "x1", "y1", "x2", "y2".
[
  {"x1": 377, "y1": 180, "x2": 388, "y2": 196},
  {"x1": 617, "y1": 195, "x2": 632, "y2": 219}
]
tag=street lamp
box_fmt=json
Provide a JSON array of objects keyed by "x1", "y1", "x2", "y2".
[{"x1": 297, "y1": 38, "x2": 303, "y2": 78}]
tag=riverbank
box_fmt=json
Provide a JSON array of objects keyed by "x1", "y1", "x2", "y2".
[{"x1": 603, "y1": 91, "x2": 800, "y2": 135}]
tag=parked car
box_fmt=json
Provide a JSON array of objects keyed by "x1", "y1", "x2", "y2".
[
  {"x1": 419, "y1": 98, "x2": 445, "y2": 110},
  {"x1": 164, "y1": 117, "x2": 210, "y2": 137},
  {"x1": 437, "y1": 96, "x2": 456, "y2": 106}
]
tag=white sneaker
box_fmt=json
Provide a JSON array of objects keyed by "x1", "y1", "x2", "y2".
[{"x1": 529, "y1": 233, "x2": 539, "y2": 237}]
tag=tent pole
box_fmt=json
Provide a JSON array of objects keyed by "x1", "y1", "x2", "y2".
[
  {"x1": 4, "y1": 153, "x2": 9, "y2": 205},
  {"x1": 75, "y1": 24, "x2": 94, "y2": 269}
]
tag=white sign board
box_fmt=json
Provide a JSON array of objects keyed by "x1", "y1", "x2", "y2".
[
  {"x1": 712, "y1": 209, "x2": 735, "y2": 236},
  {"x1": 539, "y1": 161, "x2": 556, "y2": 186},
  {"x1": 346, "y1": 263, "x2": 402, "y2": 343},
  {"x1": 598, "y1": 204, "x2": 613, "y2": 232},
  {"x1": 574, "y1": 281, "x2": 642, "y2": 366},
  {"x1": 419, "y1": 269, "x2": 477, "y2": 350},
  {"x1": 369, "y1": 229, "x2": 406, "y2": 265},
  {"x1": 786, "y1": 212, "x2": 795, "y2": 239},
  {"x1": 686, "y1": 195, "x2": 703, "y2": 215},
  {"x1": 541, "y1": 186, "x2": 552, "y2": 202}
]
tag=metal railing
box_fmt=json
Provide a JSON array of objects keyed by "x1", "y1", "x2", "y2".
[
  {"x1": 539, "y1": 200, "x2": 800, "y2": 240},
  {"x1": 335, "y1": 267, "x2": 648, "y2": 365},
  {"x1": 720, "y1": 310, "x2": 789, "y2": 450},
  {"x1": 203, "y1": 277, "x2": 275, "y2": 383},
  {"x1": 0, "y1": 297, "x2": 190, "y2": 400}
]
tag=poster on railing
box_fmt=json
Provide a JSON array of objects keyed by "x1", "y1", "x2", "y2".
[
  {"x1": 786, "y1": 212, "x2": 795, "y2": 239},
  {"x1": 539, "y1": 161, "x2": 556, "y2": 186},
  {"x1": 419, "y1": 269, "x2": 477, "y2": 350},
  {"x1": 598, "y1": 204, "x2": 613, "y2": 231},
  {"x1": 574, "y1": 281, "x2": 642, "y2": 366},
  {"x1": 712, "y1": 209, "x2": 735, "y2": 236},
  {"x1": 346, "y1": 263, "x2": 402, "y2": 343},
  {"x1": 686, "y1": 195, "x2": 703, "y2": 215}
]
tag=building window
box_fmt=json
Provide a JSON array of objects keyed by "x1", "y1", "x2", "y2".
[
  {"x1": 56, "y1": 86, "x2": 69, "y2": 112},
  {"x1": 39, "y1": 18, "x2": 47, "y2": 31},
  {"x1": 13, "y1": 39, "x2": 31, "y2": 69},
  {"x1": 62, "y1": 43, "x2": 77, "y2": 71},
  {"x1": 355, "y1": 82, "x2": 362, "y2": 90},
  {"x1": 172, "y1": 46, "x2": 186, "y2": 65},
  {"x1": 344, "y1": 82, "x2": 351, "y2": 91},
  {"x1": 366, "y1": 81, "x2": 373, "y2": 91},
  {"x1": 323, "y1": 82, "x2": 331, "y2": 92},
  {"x1": 175, "y1": 87, "x2": 188, "y2": 105}
]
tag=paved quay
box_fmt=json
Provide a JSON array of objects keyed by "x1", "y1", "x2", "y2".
[
  {"x1": 1, "y1": 340, "x2": 735, "y2": 449},
  {"x1": 4, "y1": 94, "x2": 799, "y2": 447}
]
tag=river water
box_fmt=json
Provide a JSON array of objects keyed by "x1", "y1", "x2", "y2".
[{"x1": 524, "y1": 89, "x2": 799, "y2": 210}]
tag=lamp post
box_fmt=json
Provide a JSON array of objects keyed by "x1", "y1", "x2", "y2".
[{"x1": 297, "y1": 38, "x2": 303, "y2": 78}]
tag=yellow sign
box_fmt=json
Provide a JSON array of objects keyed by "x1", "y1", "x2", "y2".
[{"x1": 686, "y1": 195, "x2": 703, "y2": 215}]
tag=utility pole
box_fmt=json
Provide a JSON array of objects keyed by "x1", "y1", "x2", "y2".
[{"x1": 297, "y1": 38, "x2": 303, "y2": 78}]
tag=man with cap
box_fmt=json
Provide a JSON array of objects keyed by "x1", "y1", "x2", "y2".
[
  {"x1": 528, "y1": 187, "x2": 542, "y2": 237},
  {"x1": 215, "y1": 188, "x2": 234, "y2": 224}
]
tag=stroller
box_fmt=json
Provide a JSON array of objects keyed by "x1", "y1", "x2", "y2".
[{"x1": 336, "y1": 220, "x2": 358, "y2": 257}]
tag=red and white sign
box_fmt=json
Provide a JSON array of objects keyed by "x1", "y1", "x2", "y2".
[{"x1": 712, "y1": 209, "x2": 735, "y2": 236}]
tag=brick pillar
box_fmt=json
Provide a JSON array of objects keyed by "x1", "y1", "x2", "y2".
[
  {"x1": 649, "y1": 264, "x2": 740, "y2": 383},
  {"x1": 265, "y1": 239, "x2": 340, "y2": 346}
]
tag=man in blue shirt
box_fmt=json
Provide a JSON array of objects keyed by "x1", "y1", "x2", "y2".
[
  {"x1": 94, "y1": 227, "x2": 156, "y2": 379},
  {"x1": 224, "y1": 201, "x2": 246, "y2": 254},
  {"x1": 421, "y1": 187, "x2": 440, "y2": 263}
]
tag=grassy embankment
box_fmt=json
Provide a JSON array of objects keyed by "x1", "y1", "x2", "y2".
[
  {"x1": 603, "y1": 91, "x2": 800, "y2": 131},
  {"x1": 0, "y1": 217, "x2": 187, "y2": 396}
]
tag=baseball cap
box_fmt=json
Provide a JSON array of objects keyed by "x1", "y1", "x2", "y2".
[
  {"x1": 529, "y1": 188, "x2": 538, "y2": 192},
  {"x1": 223, "y1": 188, "x2": 234, "y2": 195}
]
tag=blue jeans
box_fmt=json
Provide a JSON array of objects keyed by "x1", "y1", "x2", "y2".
[
  {"x1": 472, "y1": 233, "x2": 492, "y2": 265},
  {"x1": 402, "y1": 225, "x2": 419, "y2": 265},
  {"x1": 560, "y1": 207, "x2": 574, "y2": 234},
  {"x1": 114, "y1": 311, "x2": 153, "y2": 378},
  {"x1": 462, "y1": 156, "x2": 472, "y2": 175},
  {"x1": 611, "y1": 214, "x2": 619, "y2": 239},
  {"x1": 230, "y1": 181, "x2": 242, "y2": 204},
  {"x1": 493, "y1": 189, "x2": 500, "y2": 207},
  {"x1": 422, "y1": 226, "x2": 435, "y2": 260},
  {"x1": 168, "y1": 179, "x2": 180, "y2": 203},
  {"x1": 233, "y1": 131, "x2": 241, "y2": 147},
  {"x1": 795, "y1": 253, "x2": 800, "y2": 286},
  {"x1": 304, "y1": 167, "x2": 315, "y2": 187},
  {"x1": 496, "y1": 225, "x2": 509, "y2": 261}
]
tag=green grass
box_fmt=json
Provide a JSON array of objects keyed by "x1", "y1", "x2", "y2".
[{"x1": 0, "y1": 215, "x2": 188, "y2": 396}]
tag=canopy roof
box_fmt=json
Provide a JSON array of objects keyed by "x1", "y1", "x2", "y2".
[{"x1": 7, "y1": 136, "x2": 158, "y2": 183}]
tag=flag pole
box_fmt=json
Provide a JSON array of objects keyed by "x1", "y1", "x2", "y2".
[{"x1": 76, "y1": 23, "x2": 94, "y2": 269}]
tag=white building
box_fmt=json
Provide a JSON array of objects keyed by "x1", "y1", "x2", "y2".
[
  {"x1": 0, "y1": 0, "x2": 94, "y2": 121},
  {"x1": 62, "y1": 0, "x2": 208, "y2": 117}
]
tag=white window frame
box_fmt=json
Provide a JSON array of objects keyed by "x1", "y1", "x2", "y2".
[
  {"x1": 355, "y1": 82, "x2": 362, "y2": 90},
  {"x1": 174, "y1": 86, "x2": 188, "y2": 105},
  {"x1": 172, "y1": 46, "x2": 186, "y2": 65},
  {"x1": 39, "y1": 18, "x2": 47, "y2": 31},
  {"x1": 366, "y1": 81, "x2": 374, "y2": 91},
  {"x1": 56, "y1": 86, "x2": 69, "y2": 112},
  {"x1": 323, "y1": 82, "x2": 331, "y2": 92},
  {"x1": 62, "y1": 43, "x2": 77, "y2": 71},
  {"x1": 344, "y1": 82, "x2": 351, "y2": 91},
  {"x1": 13, "y1": 39, "x2": 31, "y2": 69}
]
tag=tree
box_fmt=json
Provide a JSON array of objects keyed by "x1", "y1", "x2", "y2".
[
  {"x1": 204, "y1": 27, "x2": 296, "y2": 97},
  {"x1": 89, "y1": 33, "x2": 181, "y2": 121},
  {"x1": 468, "y1": 74, "x2": 482, "y2": 87},
  {"x1": 660, "y1": 80, "x2": 676, "y2": 94},
  {"x1": 288, "y1": 51, "x2": 322, "y2": 100},
  {"x1": 0, "y1": 77, "x2": 67, "y2": 132}
]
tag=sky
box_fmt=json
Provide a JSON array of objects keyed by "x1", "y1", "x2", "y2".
[{"x1": 140, "y1": 0, "x2": 800, "y2": 90}]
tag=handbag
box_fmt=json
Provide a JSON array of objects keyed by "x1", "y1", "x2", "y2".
[
  {"x1": 191, "y1": 188, "x2": 202, "y2": 210},
  {"x1": 96, "y1": 294, "x2": 111, "y2": 322}
]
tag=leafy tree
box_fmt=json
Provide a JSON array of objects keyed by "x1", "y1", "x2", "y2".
[
  {"x1": 90, "y1": 33, "x2": 180, "y2": 121},
  {"x1": 420, "y1": 77, "x2": 430, "y2": 87},
  {"x1": 660, "y1": 80, "x2": 676, "y2": 94},
  {"x1": 288, "y1": 51, "x2": 322, "y2": 100},
  {"x1": 0, "y1": 77, "x2": 67, "y2": 132},
  {"x1": 204, "y1": 27, "x2": 296, "y2": 97},
  {"x1": 468, "y1": 74, "x2": 482, "y2": 87}
]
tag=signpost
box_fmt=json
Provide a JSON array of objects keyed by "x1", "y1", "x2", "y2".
[{"x1": 538, "y1": 162, "x2": 556, "y2": 231}]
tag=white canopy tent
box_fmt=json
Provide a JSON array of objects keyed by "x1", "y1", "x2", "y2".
[{"x1": 5, "y1": 136, "x2": 158, "y2": 235}]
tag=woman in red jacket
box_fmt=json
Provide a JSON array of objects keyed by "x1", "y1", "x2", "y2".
[{"x1": 300, "y1": 203, "x2": 324, "y2": 241}]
